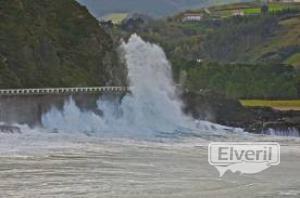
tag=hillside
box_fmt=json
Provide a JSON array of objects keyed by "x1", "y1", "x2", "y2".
[
  {"x1": 0, "y1": 0, "x2": 127, "y2": 88},
  {"x1": 200, "y1": 2, "x2": 300, "y2": 66},
  {"x1": 115, "y1": 2, "x2": 300, "y2": 99},
  {"x1": 136, "y1": 1, "x2": 300, "y2": 66},
  {"x1": 77, "y1": 0, "x2": 245, "y2": 17}
]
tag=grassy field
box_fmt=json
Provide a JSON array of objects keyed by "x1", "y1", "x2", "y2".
[
  {"x1": 240, "y1": 100, "x2": 300, "y2": 110},
  {"x1": 241, "y1": 12, "x2": 300, "y2": 64},
  {"x1": 285, "y1": 52, "x2": 300, "y2": 68},
  {"x1": 242, "y1": 3, "x2": 287, "y2": 14},
  {"x1": 243, "y1": 8, "x2": 261, "y2": 15},
  {"x1": 209, "y1": 2, "x2": 296, "y2": 16}
]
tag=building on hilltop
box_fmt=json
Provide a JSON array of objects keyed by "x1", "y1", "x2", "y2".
[{"x1": 181, "y1": 13, "x2": 203, "y2": 22}]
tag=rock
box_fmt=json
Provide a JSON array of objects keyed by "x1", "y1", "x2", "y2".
[
  {"x1": 0, "y1": 125, "x2": 21, "y2": 134},
  {"x1": 181, "y1": 90, "x2": 300, "y2": 136},
  {"x1": 181, "y1": 90, "x2": 255, "y2": 129}
]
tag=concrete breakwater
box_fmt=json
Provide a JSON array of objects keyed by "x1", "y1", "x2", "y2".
[{"x1": 0, "y1": 94, "x2": 121, "y2": 126}]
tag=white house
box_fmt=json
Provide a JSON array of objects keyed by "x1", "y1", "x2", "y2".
[{"x1": 182, "y1": 13, "x2": 203, "y2": 22}]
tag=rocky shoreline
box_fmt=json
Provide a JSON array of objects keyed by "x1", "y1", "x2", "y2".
[{"x1": 182, "y1": 91, "x2": 300, "y2": 136}]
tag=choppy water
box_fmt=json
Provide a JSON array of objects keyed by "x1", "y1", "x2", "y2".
[{"x1": 0, "y1": 135, "x2": 300, "y2": 198}]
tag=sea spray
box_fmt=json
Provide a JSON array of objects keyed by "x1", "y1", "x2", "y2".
[{"x1": 42, "y1": 34, "x2": 232, "y2": 138}]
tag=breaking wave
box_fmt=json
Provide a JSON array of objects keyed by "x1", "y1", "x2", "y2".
[{"x1": 41, "y1": 34, "x2": 238, "y2": 138}]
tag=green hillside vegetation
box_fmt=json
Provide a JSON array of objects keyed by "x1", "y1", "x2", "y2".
[
  {"x1": 257, "y1": 15, "x2": 300, "y2": 66},
  {"x1": 286, "y1": 53, "x2": 300, "y2": 69},
  {"x1": 0, "y1": 0, "x2": 127, "y2": 88},
  {"x1": 207, "y1": 2, "x2": 296, "y2": 16},
  {"x1": 115, "y1": 2, "x2": 300, "y2": 99},
  {"x1": 184, "y1": 2, "x2": 292, "y2": 17},
  {"x1": 186, "y1": 62, "x2": 298, "y2": 99}
]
